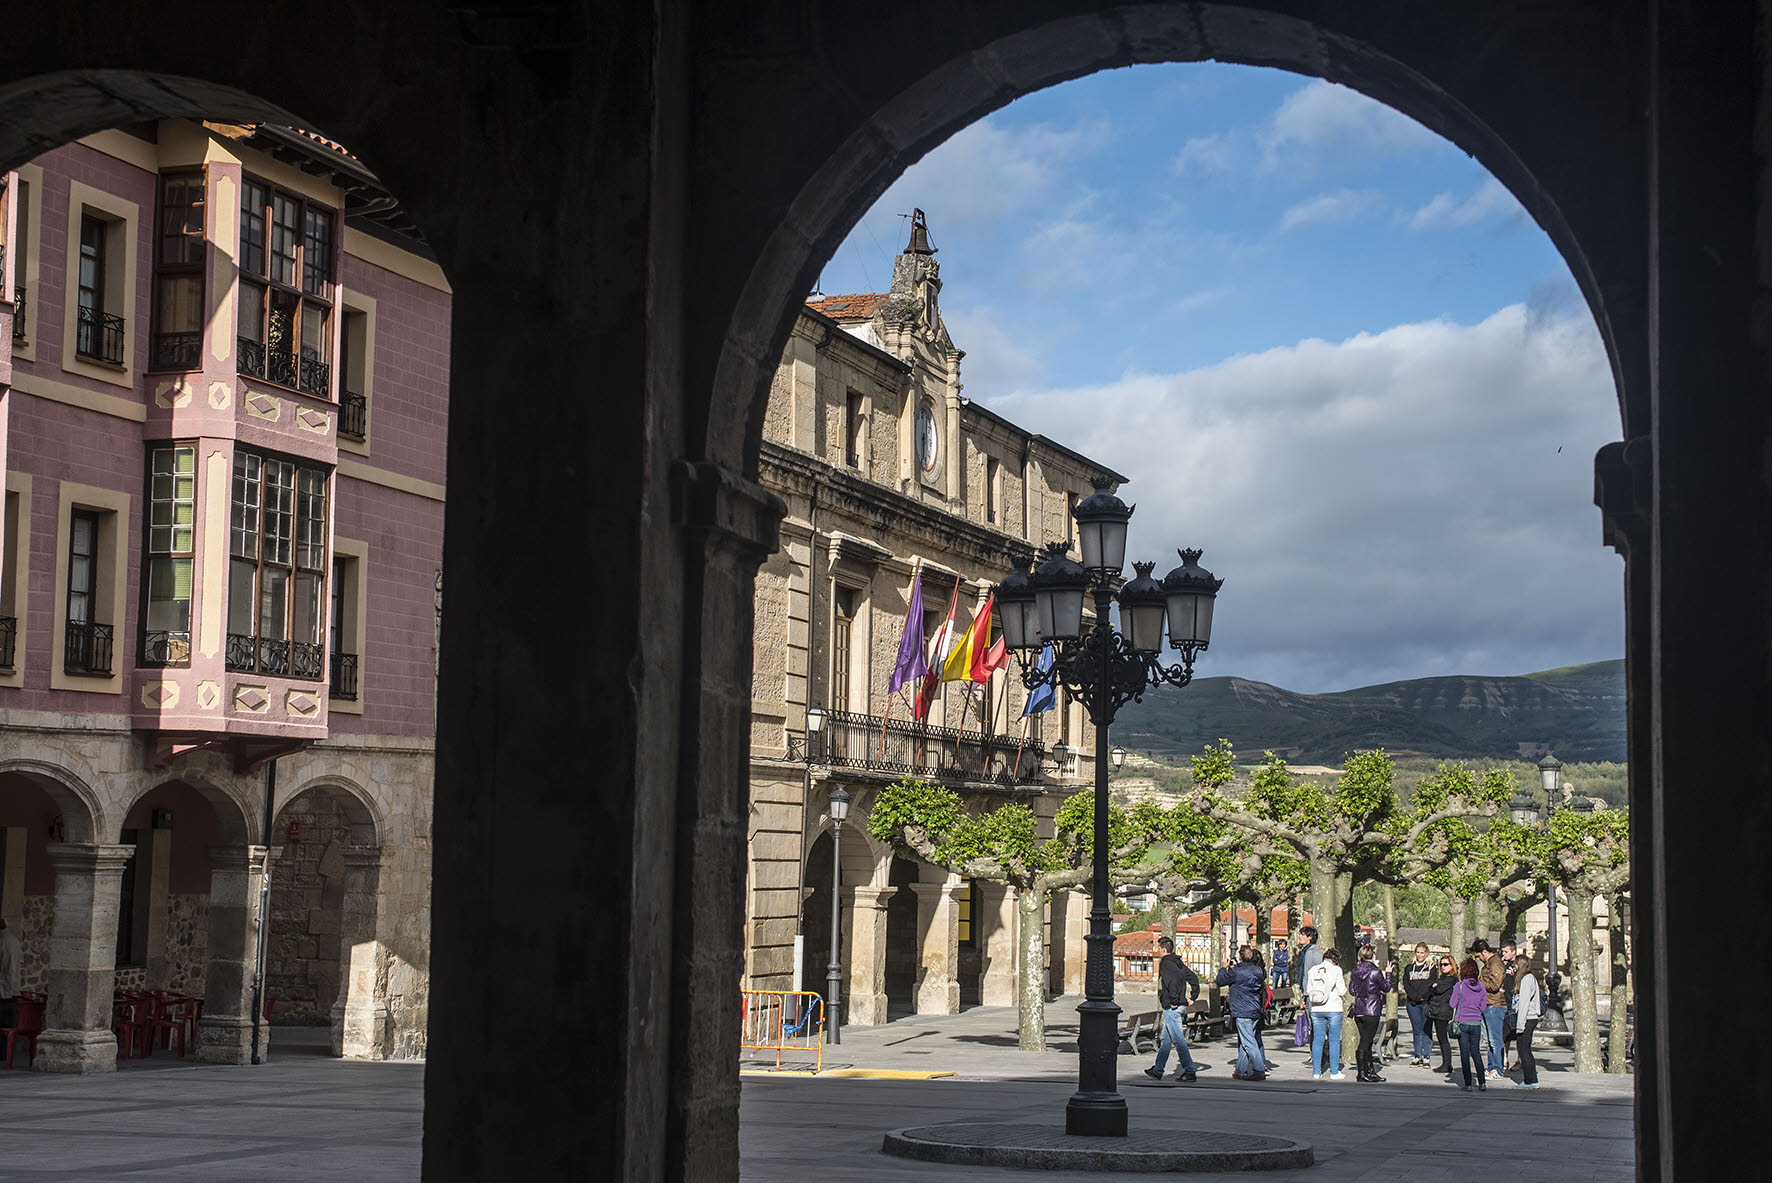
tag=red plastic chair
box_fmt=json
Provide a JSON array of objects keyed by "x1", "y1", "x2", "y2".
[
  {"x1": 143, "y1": 991, "x2": 187, "y2": 1058},
  {"x1": 112, "y1": 995, "x2": 151, "y2": 1059},
  {"x1": 1, "y1": 999, "x2": 44, "y2": 1069}
]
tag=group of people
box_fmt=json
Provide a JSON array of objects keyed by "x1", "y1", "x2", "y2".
[{"x1": 1139, "y1": 927, "x2": 1546, "y2": 1092}]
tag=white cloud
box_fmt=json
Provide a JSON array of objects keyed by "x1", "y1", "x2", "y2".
[
  {"x1": 1266, "y1": 80, "x2": 1439, "y2": 161},
  {"x1": 946, "y1": 305, "x2": 1050, "y2": 395},
  {"x1": 1407, "y1": 177, "x2": 1522, "y2": 230},
  {"x1": 877, "y1": 116, "x2": 1111, "y2": 228},
  {"x1": 1171, "y1": 133, "x2": 1233, "y2": 178},
  {"x1": 1172, "y1": 287, "x2": 1229, "y2": 315},
  {"x1": 983, "y1": 305, "x2": 1624, "y2": 691},
  {"x1": 1277, "y1": 188, "x2": 1385, "y2": 234}
]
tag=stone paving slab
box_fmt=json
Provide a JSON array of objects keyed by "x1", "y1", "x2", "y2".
[{"x1": 882, "y1": 1122, "x2": 1314, "y2": 1172}]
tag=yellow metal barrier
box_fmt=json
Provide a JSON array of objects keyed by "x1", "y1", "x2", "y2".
[{"x1": 740, "y1": 990, "x2": 825, "y2": 1073}]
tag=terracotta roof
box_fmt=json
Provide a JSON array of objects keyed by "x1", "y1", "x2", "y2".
[
  {"x1": 1114, "y1": 931, "x2": 1160, "y2": 956},
  {"x1": 806, "y1": 293, "x2": 889, "y2": 320}
]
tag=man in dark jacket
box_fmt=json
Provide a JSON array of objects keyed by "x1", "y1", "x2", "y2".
[
  {"x1": 1143, "y1": 937, "x2": 1201, "y2": 1082},
  {"x1": 1399, "y1": 942, "x2": 1437, "y2": 1066},
  {"x1": 1215, "y1": 946, "x2": 1270, "y2": 1080}
]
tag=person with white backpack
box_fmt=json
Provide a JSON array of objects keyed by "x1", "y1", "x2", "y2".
[{"x1": 1306, "y1": 947, "x2": 1349, "y2": 1080}]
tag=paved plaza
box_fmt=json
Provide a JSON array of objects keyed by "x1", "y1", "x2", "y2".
[{"x1": 0, "y1": 999, "x2": 1634, "y2": 1181}]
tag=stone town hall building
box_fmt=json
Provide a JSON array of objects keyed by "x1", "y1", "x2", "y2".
[
  {"x1": 745, "y1": 216, "x2": 1122, "y2": 1022},
  {"x1": 0, "y1": 121, "x2": 443, "y2": 1069}
]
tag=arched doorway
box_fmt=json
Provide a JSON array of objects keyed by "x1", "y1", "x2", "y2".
[
  {"x1": 797, "y1": 829, "x2": 833, "y2": 1000},
  {"x1": 267, "y1": 784, "x2": 381, "y2": 1057},
  {"x1": 882, "y1": 855, "x2": 922, "y2": 1017},
  {"x1": 115, "y1": 781, "x2": 228, "y2": 997},
  {"x1": 0, "y1": 768, "x2": 102, "y2": 1004}
]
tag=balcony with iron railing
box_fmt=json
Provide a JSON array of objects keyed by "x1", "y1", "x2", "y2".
[
  {"x1": 150, "y1": 331, "x2": 201, "y2": 372},
  {"x1": 226, "y1": 633, "x2": 325, "y2": 680},
  {"x1": 140, "y1": 630, "x2": 192, "y2": 667},
  {"x1": 339, "y1": 390, "x2": 367, "y2": 440},
  {"x1": 0, "y1": 615, "x2": 15, "y2": 669},
  {"x1": 11, "y1": 287, "x2": 24, "y2": 341},
  {"x1": 238, "y1": 338, "x2": 332, "y2": 399},
  {"x1": 329, "y1": 650, "x2": 359, "y2": 700},
  {"x1": 76, "y1": 305, "x2": 125, "y2": 365},
  {"x1": 64, "y1": 620, "x2": 114, "y2": 676},
  {"x1": 805, "y1": 709, "x2": 1047, "y2": 789}
]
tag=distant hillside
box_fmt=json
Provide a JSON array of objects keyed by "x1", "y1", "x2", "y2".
[{"x1": 1114, "y1": 659, "x2": 1625, "y2": 764}]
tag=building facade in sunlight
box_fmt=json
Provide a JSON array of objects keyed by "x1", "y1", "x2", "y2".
[
  {"x1": 0, "y1": 120, "x2": 445, "y2": 1069},
  {"x1": 745, "y1": 213, "x2": 1124, "y2": 1022}
]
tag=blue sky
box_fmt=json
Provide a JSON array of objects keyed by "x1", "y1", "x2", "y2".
[{"x1": 819, "y1": 63, "x2": 1624, "y2": 694}]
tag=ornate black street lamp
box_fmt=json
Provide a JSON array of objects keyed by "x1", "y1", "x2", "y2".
[
  {"x1": 994, "y1": 476, "x2": 1223, "y2": 1138},
  {"x1": 826, "y1": 784, "x2": 850, "y2": 1045},
  {"x1": 1514, "y1": 752, "x2": 1570, "y2": 1032}
]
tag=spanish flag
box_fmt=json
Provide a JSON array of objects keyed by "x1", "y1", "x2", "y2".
[{"x1": 942, "y1": 594, "x2": 1002, "y2": 683}]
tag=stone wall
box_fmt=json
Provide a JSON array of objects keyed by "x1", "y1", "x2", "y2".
[
  {"x1": 18, "y1": 892, "x2": 50, "y2": 992},
  {"x1": 161, "y1": 892, "x2": 208, "y2": 996},
  {"x1": 267, "y1": 793, "x2": 353, "y2": 1023}
]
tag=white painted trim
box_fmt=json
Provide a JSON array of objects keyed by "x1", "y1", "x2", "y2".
[
  {"x1": 10, "y1": 163, "x2": 43, "y2": 359},
  {"x1": 336, "y1": 289, "x2": 377, "y2": 457},
  {"x1": 328, "y1": 537, "x2": 369, "y2": 716},
  {"x1": 336, "y1": 459, "x2": 444, "y2": 503},
  {"x1": 0, "y1": 472, "x2": 34, "y2": 690},
  {"x1": 11, "y1": 370, "x2": 148, "y2": 422},
  {"x1": 343, "y1": 227, "x2": 450, "y2": 293},
  {"x1": 60, "y1": 179, "x2": 142, "y2": 391},
  {"x1": 76, "y1": 129, "x2": 158, "y2": 173},
  {"x1": 49, "y1": 480, "x2": 132, "y2": 695}
]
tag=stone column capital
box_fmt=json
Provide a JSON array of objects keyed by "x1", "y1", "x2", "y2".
[
  {"x1": 908, "y1": 880, "x2": 962, "y2": 903},
  {"x1": 44, "y1": 843, "x2": 135, "y2": 876},
  {"x1": 207, "y1": 843, "x2": 269, "y2": 872},
  {"x1": 342, "y1": 844, "x2": 386, "y2": 869},
  {"x1": 842, "y1": 885, "x2": 897, "y2": 909}
]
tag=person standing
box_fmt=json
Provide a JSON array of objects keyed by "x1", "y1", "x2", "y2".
[
  {"x1": 1294, "y1": 924, "x2": 1322, "y2": 1044},
  {"x1": 1426, "y1": 953, "x2": 1457, "y2": 1073},
  {"x1": 1450, "y1": 957, "x2": 1489, "y2": 1091},
  {"x1": 1271, "y1": 942, "x2": 1290, "y2": 988},
  {"x1": 1472, "y1": 939, "x2": 1508, "y2": 1079},
  {"x1": 1143, "y1": 936, "x2": 1201, "y2": 1083},
  {"x1": 1216, "y1": 945, "x2": 1269, "y2": 1081},
  {"x1": 1399, "y1": 942, "x2": 1437, "y2": 1066},
  {"x1": 1511, "y1": 954, "x2": 1544, "y2": 1089},
  {"x1": 1306, "y1": 947, "x2": 1348, "y2": 1080},
  {"x1": 1350, "y1": 946, "x2": 1395, "y2": 1082}
]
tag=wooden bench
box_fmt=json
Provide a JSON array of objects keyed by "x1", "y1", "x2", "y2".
[{"x1": 1117, "y1": 1011, "x2": 1162, "y2": 1054}]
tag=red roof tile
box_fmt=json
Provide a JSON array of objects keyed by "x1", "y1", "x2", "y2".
[{"x1": 806, "y1": 293, "x2": 889, "y2": 320}]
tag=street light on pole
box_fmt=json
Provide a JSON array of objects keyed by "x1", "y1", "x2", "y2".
[
  {"x1": 825, "y1": 783, "x2": 849, "y2": 1045},
  {"x1": 994, "y1": 476, "x2": 1223, "y2": 1138}
]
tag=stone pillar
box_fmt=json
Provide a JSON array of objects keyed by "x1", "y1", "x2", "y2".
[
  {"x1": 910, "y1": 878, "x2": 961, "y2": 1015},
  {"x1": 841, "y1": 885, "x2": 894, "y2": 1026},
  {"x1": 33, "y1": 843, "x2": 132, "y2": 1073},
  {"x1": 1062, "y1": 890, "x2": 1089, "y2": 998},
  {"x1": 330, "y1": 845, "x2": 387, "y2": 1059},
  {"x1": 980, "y1": 883, "x2": 1017, "y2": 1007},
  {"x1": 197, "y1": 844, "x2": 269, "y2": 1065}
]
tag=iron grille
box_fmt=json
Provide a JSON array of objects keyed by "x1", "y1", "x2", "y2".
[
  {"x1": 329, "y1": 650, "x2": 359, "y2": 700},
  {"x1": 0, "y1": 616, "x2": 15, "y2": 668},
  {"x1": 150, "y1": 331, "x2": 201, "y2": 372},
  {"x1": 10, "y1": 287, "x2": 23, "y2": 340},
  {"x1": 140, "y1": 630, "x2": 192, "y2": 667},
  {"x1": 225, "y1": 632, "x2": 257, "y2": 672},
  {"x1": 76, "y1": 306, "x2": 125, "y2": 365},
  {"x1": 291, "y1": 640, "x2": 325, "y2": 680},
  {"x1": 340, "y1": 390, "x2": 367, "y2": 440},
  {"x1": 807, "y1": 709, "x2": 1047, "y2": 786},
  {"x1": 256, "y1": 637, "x2": 291, "y2": 676},
  {"x1": 237, "y1": 337, "x2": 332, "y2": 398},
  {"x1": 64, "y1": 620, "x2": 114, "y2": 676}
]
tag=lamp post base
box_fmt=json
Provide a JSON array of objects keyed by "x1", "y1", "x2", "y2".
[{"x1": 1064, "y1": 1092, "x2": 1129, "y2": 1137}]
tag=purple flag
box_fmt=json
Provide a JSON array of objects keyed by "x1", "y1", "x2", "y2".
[{"x1": 889, "y1": 571, "x2": 929, "y2": 693}]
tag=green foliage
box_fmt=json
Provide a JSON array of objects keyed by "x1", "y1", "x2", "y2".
[{"x1": 1352, "y1": 881, "x2": 1452, "y2": 932}]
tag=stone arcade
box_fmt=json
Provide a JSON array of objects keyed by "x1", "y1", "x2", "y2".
[{"x1": 0, "y1": 3, "x2": 1764, "y2": 1180}]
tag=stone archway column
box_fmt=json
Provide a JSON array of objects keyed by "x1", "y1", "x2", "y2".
[
  {"x1": 197, "y1": 844, "x2": 269, "y2": 1065},
  {"x1": 34, "y1": 843, "x2": 133, "y2": 1073},
  {"x1": 840, "y1": 885, "x2": 894, "y2": 1026},
  {"x1": 330, "y1": 845, "x2": 388, "y2": 1059},
  {"x1": 980, "y1": 884, "x2": 1017, "y2": 1007},
  {"x1": 910, "y1": 878, "x2": 961, "y2": 1015}
]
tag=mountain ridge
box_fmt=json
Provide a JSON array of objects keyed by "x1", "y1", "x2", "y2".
[{"x1": 1114, "y1": 659, "x2": 1625, "y2": 763}]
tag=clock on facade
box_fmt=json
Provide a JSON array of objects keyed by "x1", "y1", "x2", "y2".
[{"x1": 915, "y1": 402, "x2": 939, "y2": 475}]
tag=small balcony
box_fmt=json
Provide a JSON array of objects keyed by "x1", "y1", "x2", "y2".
[
  {"x1": 0, "y1": 615, "x2": 15, "y2": 669},
  {"x1": 140, "y1": 629, "x2": 192, "y2": 667},
  {"x1": 340, "y1": 390, "x2": 367, "y2": 441},
  {"x1": 76, "y1": 306, "x2": 125, "y2": 365},
  {"x1": 238, "y1": 338, "x2": 332, "y2": 399},
  {"x1": 328, "y1": 650, "x2": 359, "y2": 700},
  {"x1": 10, "y1": 287, "x2": 23, "y2": 341},
  {"x1": 226, "y1": 634, "x2": 325, "y2": 680},
  {"x1": 149, "y1": 331, "x2": 201, "y2": 372},
  {"x1": 64, "y1": 620, "x2": 114, "y2": 676},
  {"x1": 804, "y1": 709, "x2": 1047, "y2": 789}
]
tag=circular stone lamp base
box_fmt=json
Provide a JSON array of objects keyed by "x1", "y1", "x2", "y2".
[{"x1": 881, "y1": 1123, "x2": 1313, "y2": 1173}]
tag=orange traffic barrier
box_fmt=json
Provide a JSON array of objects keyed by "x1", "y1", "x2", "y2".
[{"x1": 740, "y1": 990, "x2": 825, "y2": 1073}]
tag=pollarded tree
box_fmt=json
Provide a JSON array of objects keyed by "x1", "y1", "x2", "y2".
[
  {"x1": 866, "y1": 777, "x2": 1168, "y2": 1051},
  {"x1": 1532, "y1": 805, "x2": 1630, "y2": 1073},
  {"x1": 1188, "y1": 742, "x2": 1515, "y2": 961}
]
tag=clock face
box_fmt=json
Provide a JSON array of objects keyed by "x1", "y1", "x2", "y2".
[{"x1": 915, "y1": 403, "x2": 939, "y2": 474}]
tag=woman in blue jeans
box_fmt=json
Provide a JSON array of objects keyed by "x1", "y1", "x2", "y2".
[
  {"x1": 1306, "y1": 948, "x2": 1347, "y2": 1079},
  {"x1": 1449, "y1": 957, "x2": 1489, "y2": 1092}
]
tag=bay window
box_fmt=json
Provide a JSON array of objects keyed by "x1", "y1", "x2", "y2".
[
  {"x1": 227, "y1": 449, "x2": 328, "y2": 678},
  {"x1": 237, "y1": 178, "x2": 335, "y2": 398},
  {"x1": 140, "y1": 446, "x2": 195, "y2": 666},
  {"x1": 150, "y1": 172, "x2": 205, "y2": 372}
]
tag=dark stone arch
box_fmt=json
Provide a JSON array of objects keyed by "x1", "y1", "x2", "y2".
[
  {"x1": 0, "y1": 762, "x2": 102, "y2": 843},
  {"x1": 689, "y1": 2, "x2": 1647, "y2": 477},
  {"x1": 273, "y1": 779, "x2": 381, "y2": 848}
]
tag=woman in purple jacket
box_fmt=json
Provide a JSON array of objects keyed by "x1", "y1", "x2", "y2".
[
  {"x1": 1449, "y1": 958, "x2": 1490, "y2": 1091},
  {"x1": 1349, "y1": 946, "x2": 1395, "y2": 1082}
]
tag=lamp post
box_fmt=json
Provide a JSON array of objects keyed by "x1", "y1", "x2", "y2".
[
  {"x1": 825, "y1": 784, "x2": 850, "y2": 1045},
  {"x1": 994, "y1": 476, "x2": 1223, "y2": 1138},
  {"x1": 1513, "y1": 752, "x2": 1570, "y2": 1032}
]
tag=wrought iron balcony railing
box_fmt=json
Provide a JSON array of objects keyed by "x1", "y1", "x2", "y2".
[
  {"x1": 76, "y1": 306, "x2": 125, "y2": 365},
  {"x1": 329, "y1": 650, "x2": 359, "y2": 700},
  {"x1": 805, "y1": 709, "x2": 1047, "y2": 787},
  {"x1": 237, "y1": 338, "x2": 332, "y2": 399},
  {"x1": 10, "y1": 287, "x2": 23, "y2": 341},
  {"x1": 140, "y1": 629, "x2": 192, "y2": 667},
  {"x1": 64, "y1": 620, "x2": 114, "y2": 676},
  {"x1": 150, "y1": 331, "x2": 201, "y2": 372},
  {"x1": 291, "y1": 640, "x2": 325, "y2": 681},
  {"x1": 0, "y1": 615, "x2": 15, "y2": 669},
  {"x1": 226, "y1": 632, "x2": 326, "y2": 682},
  {"x1": 340, "y1": 390, "x2": 367, "y2": 440}
]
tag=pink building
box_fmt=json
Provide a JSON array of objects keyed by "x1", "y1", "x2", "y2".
[{"x1": 0, "y1": 121, "x2": 446, "y2": 1070}]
